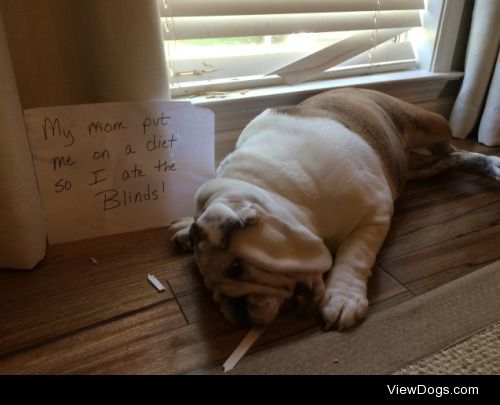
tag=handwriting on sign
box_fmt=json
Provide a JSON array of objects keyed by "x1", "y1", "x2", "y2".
[{"x1": 25, "y1": 101, "x2": 215, "y2": 244}]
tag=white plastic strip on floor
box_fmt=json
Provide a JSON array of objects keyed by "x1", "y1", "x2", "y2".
[
  {"x1": 223, "y1": 327, "x2": 266, "y2": 372},
  {"x1": 147, "y1": 274, "x2": 166, "y2": 292}
]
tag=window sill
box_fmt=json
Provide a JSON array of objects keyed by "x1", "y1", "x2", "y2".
[
  {"x1": 173, "y1": 69, "x2": 464, "y2": 163},
  {"x1": 177, "y1": 69, "x2": 463, "y2": 107}
]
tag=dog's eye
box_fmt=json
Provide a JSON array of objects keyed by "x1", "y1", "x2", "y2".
[{"x1": 226, "y1": 260, "x2": 244, "y2": 279}]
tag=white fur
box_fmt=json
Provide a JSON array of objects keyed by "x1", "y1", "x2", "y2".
[
  {"x1": 172, "y1": 109, "x2": 396, "y2": 329},
  {"x1": 220, "y1": 110, "x2": 394, "y2": 249}
]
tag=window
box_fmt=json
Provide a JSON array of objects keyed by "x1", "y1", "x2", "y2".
[{"x1": 160, "y1": 0, "x2": 464, "y2": 99}]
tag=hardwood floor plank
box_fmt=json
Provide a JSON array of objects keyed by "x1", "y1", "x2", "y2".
[
  {"x1": 396, "y1": 172, "x2": 497, "y2": 213},
  {"x1": 380, "y1": 191, "x2": 500, "y2": 261},
  {"x1": 167, "y1": 265, "x2": 214, "y2": 325},
  {"x1": 0, "y1": 227, "x2": 188, "y2": 356},
  {"x1": 367, "y1": 291, "x2": 414, "y2": 314},
  {"x1": 368, "y1": 267, "x2": 408, "y2": 303},
  {"x1": 0, "y1": 300, "x2": 187, "y2": 374},
  {"x1": 382, "y1": 224, "x2": 500, "y2": 294}
]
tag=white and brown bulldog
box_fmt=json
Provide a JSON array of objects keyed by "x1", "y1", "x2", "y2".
[{"x1": 169, "y1": 88, "x2": 500, "y2": 330}]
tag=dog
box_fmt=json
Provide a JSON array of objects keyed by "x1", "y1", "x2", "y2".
[{"x1": 169, "y1": 88, "x2": 500, "y2": 330}]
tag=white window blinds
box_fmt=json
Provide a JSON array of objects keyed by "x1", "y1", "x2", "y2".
[{"x1": 161, "y1": 0, "x2": 425, "y2": 96}]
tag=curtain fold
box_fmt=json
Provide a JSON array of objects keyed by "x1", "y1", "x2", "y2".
[
  {"x1": 0, "y1": 0, "x2": 169, "y2": 269},
  {"x1": 449, "y1": 0, "x2": 500, "y2": 146},
  {"x1": 1, "y1": 0, "x2": 169, "y2": 108},
  {"x1": 0, "y1": 10, "x2": 46, "y2": 269},
  {"x1": 477, "y1": 51, "x2": 500, "y2": 146}
]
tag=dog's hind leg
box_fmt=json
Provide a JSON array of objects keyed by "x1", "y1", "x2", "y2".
[
  {"x1": 404, "y1": 107, "x2": 500, "y2": 181},
  {"x1": 408, "y1": 149, "x2": 500, "y2": 181}
]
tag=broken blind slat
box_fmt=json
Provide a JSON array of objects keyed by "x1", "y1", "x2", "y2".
[
  {"x1": 171, "y1": 41, "x2": 414, "y2": 84},
  {"x1": 272, "y1": 28, "x2": 412, "y2": 84}
]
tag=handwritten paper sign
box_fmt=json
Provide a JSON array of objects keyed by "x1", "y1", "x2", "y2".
[{"x1": 24, "y1": 101, "x2": 215, "y2": 244}]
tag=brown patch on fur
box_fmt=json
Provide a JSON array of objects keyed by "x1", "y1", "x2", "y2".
[{"x1": 274, "y1": 88, "x2": 454, "y2": 197}]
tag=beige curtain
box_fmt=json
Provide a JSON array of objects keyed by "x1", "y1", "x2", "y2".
[
  {"x1": 0, "y1": 0, "x2": 169, "y2": 269},
  {"x1": 449, "y1": 0, "x2": 500, "y2": 146},
  {"x1": 0, "y1": 12, "x2": 45, "y2": 269}
]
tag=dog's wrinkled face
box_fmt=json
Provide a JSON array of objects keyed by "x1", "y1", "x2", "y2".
[
  {"x1": 189, "y1": 221, "x2": 294, "y2": 327},
  {"x1": 191, "y1": 243, "x2": 292, "y2": 326},
  {"x1": 189, "y1": 200, "x2": 326, "y2": 327}
]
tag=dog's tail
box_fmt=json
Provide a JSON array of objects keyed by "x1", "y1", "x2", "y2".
[{"x1": 408, "y1": 147, "x2": 500, "y2": 182}]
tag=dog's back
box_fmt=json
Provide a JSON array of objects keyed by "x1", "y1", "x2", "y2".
[
  {"x1": 276, "y1": 88, "x2": 455, "y2": 195},
  {"x1": 276, "y1": 88, "x2": 499, "y2": 189}
]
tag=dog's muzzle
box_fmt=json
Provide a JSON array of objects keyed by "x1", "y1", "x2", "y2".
[
  {"x1": 216, "y1": 278, "x2": 320, "y2": 327},
  {"x1": 220, "y1": 294, "x2": 283, "y2": 327}
]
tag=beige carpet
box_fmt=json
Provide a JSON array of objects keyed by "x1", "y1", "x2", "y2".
[
  {"x1": 206, "y1": 260, "x2": 500, "y2": 374},
  {"x1": 395, "y1": 320, "x2": 500, "y2": 374}
]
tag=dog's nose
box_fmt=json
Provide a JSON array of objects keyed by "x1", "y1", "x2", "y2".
[
  {"x1": 293, "y1": 282, "x2": 315, "y2": 310},
  {"x1": 228, "y1": 296, "x2": 250, "y2": 327}
]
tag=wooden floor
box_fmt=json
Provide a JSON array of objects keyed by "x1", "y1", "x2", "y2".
[{"x1": 0, "y1": 139, "x2": 499, "y2": 374}]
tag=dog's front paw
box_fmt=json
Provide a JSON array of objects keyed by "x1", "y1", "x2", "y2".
[
  {"x1": 168, "y1": 217, "x2": 194, "y2": 252},
  {"x1": 489, "y1": 155, "x2": 500, "y2": 181},
  {"x1": 320, "y1": 287, "x2": 368, "y2": 331}
]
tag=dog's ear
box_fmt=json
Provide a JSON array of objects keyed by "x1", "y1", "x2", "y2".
[
  {"x1": 229, "y1": 214, "x2": 332, "y2": 274},
  {"x1": 193, "y1": 198, "x2": 259, "y2": 251}
]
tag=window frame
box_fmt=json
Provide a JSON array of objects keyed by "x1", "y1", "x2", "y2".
[{"x1": 164, "y1": 0, "x2": 468, "y2": 162}]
